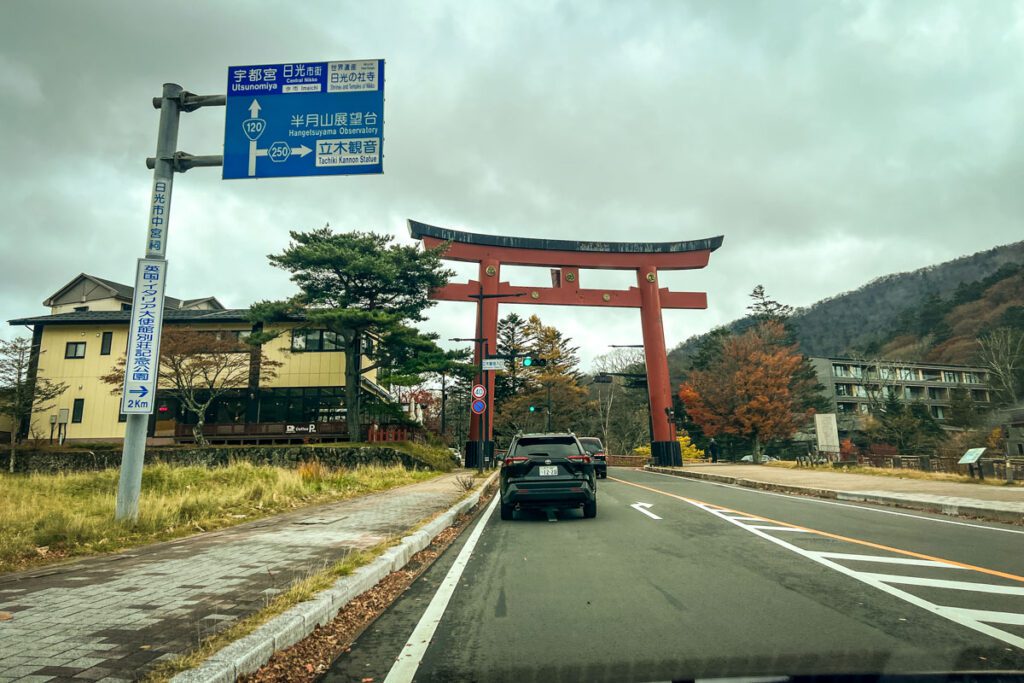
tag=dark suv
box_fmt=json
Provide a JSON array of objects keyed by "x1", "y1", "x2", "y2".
[
  {"x1": 578, "y1": 437, "x2": 607, "y2": 479},
  {"x1": 499, "y1": 433, "x2": 597, "y2": 520}
]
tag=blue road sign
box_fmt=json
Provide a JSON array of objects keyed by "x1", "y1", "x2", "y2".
[
  {"x1": 471, "y1": 400, "x2": 487, "y2": 415},
  {"x1": 223, "y1": 59, "x2": 384, "y2": 180}
]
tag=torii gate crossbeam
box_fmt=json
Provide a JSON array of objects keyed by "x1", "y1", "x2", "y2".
[{"x1": 409, "y1": 220, "x2": 724, "y2": 467}]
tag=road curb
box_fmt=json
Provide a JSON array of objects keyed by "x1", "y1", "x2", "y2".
[
  {"x1": 172, "y1": 472, "x2": 498, "y2": 683},
  {"x1": 644, "y1": 466, "x2": 1024, "y2": 526}
]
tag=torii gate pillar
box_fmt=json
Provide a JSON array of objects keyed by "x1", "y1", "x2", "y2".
[{"x1": 410, "y1": 220, "x2": 724, "y2": 467}]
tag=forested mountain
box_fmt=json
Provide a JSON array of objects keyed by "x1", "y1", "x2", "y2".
[{"x1": 669, "y1": 240, "x2": 1024, "y2": 379}]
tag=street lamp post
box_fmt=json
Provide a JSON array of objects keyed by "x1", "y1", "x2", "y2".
[
  {"x1": 450, "y1": 335, "x2": 486, "y2": 473},
  {"x1": 462, "y1": 289, "x2": 527, "y2": 471}
]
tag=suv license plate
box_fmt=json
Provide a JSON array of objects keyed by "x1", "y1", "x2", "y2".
[{"x1": 538, "y1": 465, "x2": 558, "y2": 476}]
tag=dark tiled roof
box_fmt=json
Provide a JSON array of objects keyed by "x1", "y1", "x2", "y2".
[
  {"x1": 8, "y1": 309, "x2": 270, "y2": 326},
  {"x1": 181, "y1": 297, "x2": 226, "y2": 310},
  {"x1": 88, "y1": 275, "x2": 135, "y2": 300},
  {"x1": 41, "y1": 274, "x2": 226, "y2": 311}
]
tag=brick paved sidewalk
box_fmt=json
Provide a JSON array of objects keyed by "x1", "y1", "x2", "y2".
[{"x1": 0, "y1": 472, "x2": 468, "y2": 683}]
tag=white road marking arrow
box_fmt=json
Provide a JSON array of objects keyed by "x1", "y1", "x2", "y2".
[{"x1": 631, "y1": 502, "x2": 662, "y2": 520}]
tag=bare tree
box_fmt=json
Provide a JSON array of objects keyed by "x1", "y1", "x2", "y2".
[
  {"x1": 591, "y1": 348, "x2": 646, "y2": 453},
  {"x1": 0, "y1": 337, "x2": 67, "y2": 473},
  {"x1": 977, "y1": 328, "x2": 1024, "y2": 406},
  {"x1": 101, "y1": 327, "x2": 281, "y2": 446}
]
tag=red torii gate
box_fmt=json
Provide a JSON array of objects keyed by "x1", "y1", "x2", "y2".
[{"x1": 409, "y1": 220, "x2": 723, "y2": 466}]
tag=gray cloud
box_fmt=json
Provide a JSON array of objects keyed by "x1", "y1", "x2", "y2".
[{"x1": 2, "y1": 0, "x2": 1022, "y2": 368}]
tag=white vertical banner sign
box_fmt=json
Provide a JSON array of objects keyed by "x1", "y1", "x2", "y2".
[
  {"x1": 814, "y1": 413, "x2": 841, "y2": 454},
  {"x1": 120, "y1": 258, "x2": 168, "y2": 414}
]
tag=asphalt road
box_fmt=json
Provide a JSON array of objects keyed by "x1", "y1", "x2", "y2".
[{"x1": 323, "y1": 468, "x2": 1024, "y2": 682}]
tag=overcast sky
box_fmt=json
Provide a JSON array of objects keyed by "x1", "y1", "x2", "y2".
[{"x1": 2, "y1": 0, "x2": 1022, "y2": 369}]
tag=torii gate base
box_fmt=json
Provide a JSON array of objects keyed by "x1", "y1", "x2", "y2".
[{"x1": 410, "y1": 220, "x2": 723, "y2": 467}]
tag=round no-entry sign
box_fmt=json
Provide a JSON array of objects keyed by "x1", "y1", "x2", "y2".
[
  {"x1": 471, "y1": 399, "x2": 487, "y2": 414},
  {"x1": 471, "y1": 384, "x2": 487, "y2": 399}
]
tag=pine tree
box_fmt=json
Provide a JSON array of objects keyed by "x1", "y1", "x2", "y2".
[{"x1": 494, "y1": 313, "x2": 531, "y2": 407}]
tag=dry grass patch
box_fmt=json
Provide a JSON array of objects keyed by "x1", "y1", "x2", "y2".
[{"x1": 0, "y1": 462, "x2": 438, "y2": 573}]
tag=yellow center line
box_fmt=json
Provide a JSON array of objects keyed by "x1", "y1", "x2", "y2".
[{"x1": 610, "y1": 475, "x2": 1024, "y2": 585}]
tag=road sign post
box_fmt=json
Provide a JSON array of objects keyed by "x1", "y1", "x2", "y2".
[
  {"x1": 117, "y1": 83, "x2": 193, "y2": 521},
  {"x1": 223, "y1": 60, "x2": 385, "y2": 180}
]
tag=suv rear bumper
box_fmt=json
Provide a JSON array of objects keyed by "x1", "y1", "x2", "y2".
[{"x1": 502, "y1": 480, "x2": 595, "y2": 508}]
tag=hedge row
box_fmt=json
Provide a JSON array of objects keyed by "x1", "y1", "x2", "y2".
[{"x1": 7, "y1": 444, "x2": 448, "y2": 475}]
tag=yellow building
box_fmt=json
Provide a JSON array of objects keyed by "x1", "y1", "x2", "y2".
[{"x1": 9, "y1": 274, "x2": 393, "y2": 444}]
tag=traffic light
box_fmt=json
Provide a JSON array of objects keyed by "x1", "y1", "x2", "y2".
[
  {"x1": 522, "y1": 356, "x2": 547, "y2": 367},
  {"x1": 529, "y1": 405, "x2": 536, "y2": 412}
]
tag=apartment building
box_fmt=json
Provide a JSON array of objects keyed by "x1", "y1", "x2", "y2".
[
  {"x1": 809, "y1": 356, "x2": 993, "y2": 427},
  {"x1": 8, "y1": 274, "x2": 396, "y2": 444}
]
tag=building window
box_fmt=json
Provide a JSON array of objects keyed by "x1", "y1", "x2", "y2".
[
  {"x1": 1017, "y1": 443, "x2": 1023, "y2": 456},
  {"x1": 833, "y1": 364, "x2": 848, "y2": 378},
  {"x1": 852, "y1": 385, "x2": 868, "y2": 398},
  {"x1": 928, "y1": 387, "x2": 947, "y2": 401},
  {"x1": 904, "y1": 386, "x2": 923, "y2": 400},
  {"x1": 291, "y1": 329, "x2": 342, "y2": 352},
  {"x1": 931, "y1": 406, "x2": 945, "y2": 420},
  {"x1": 972, "y1": 389, "x2": 989, "y2": 403},
  {"x1": 71, "y1": 399, "x2": 85, "y2": 423},
  {"x1": 65, "y1": 341, "x2": 86, "y2": 358},
  {"x1": 74, "y1": 305, "x2": 89, "y2": 312},
  {"x1": 942, "y1": 371, "x2": 959, "y2": 383},
  {"x1": 121, "y1": 303, "x2": 132, "y2": 311},
  {"x1": 963, "y1": 372, "x2": 981, "y2": 384},
  {"x1": 849, "y1": 365, "x2": 864, "y2": 379},
  {"x1": 100, "y1": 331, "x2": 113, "y2": 355},
  {"x1": 879, "y1": 367, "x2": 895, "y2": 380},
  {"x1": 898, "y1": 368, "x2": 917, "y2": 381},
  {"x1": 835, "y1": 384, "x2": 850, "y2": 397}
]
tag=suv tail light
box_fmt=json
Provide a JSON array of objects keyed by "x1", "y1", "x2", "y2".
[
  {"x1": 567, "y1": 454, "x2": 591, "y2": 464},
  {"x1": 503, "y1": 455, "x2": 529, "y2": 466}
]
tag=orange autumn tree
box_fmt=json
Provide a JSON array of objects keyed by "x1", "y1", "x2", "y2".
[{"x1": 678, "y1": 321, "x2": 815, "y2": 463}]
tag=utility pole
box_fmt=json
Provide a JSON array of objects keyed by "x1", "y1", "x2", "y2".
[
  {"x1": 463, "y1": 289, "x2": 526, "y2": 468},
  {"x1": 546, "y1": 383, "x2": 552, "y2": 431},
  {"x1": 117, "y1": 85, "x2": 225, "y2": 521}
]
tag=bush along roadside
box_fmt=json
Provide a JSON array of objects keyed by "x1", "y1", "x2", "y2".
[{"x1": 4, "y1": 442, "x2": 454, "y2": 475}]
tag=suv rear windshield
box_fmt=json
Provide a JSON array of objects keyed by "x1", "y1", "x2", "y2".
[
  {"x1": 511, "y1": 436, "x2": 582, "y2": 458},
  {"x1": 579, "y1": 438, "x2": 603, "y2": 454}
]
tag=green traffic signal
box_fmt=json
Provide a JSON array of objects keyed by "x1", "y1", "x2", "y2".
[
  {"x1": 521, "y1": 356, "x2": 547, "y2": 367},
  {"x1": 523, "y1": 356, "x2": 533, "y2": 367},
  {"x1": 529, "y1": 405, "x2": 536, "y2": 412}
]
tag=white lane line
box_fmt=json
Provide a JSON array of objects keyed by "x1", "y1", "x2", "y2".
[
  {"x1": 383, "y1": 494, "x2": 499, "y2": 683},
  {"x1": 693, "y1": 503, "x2": 1024, "y2": 650},
  {"x1": 747, "y1": 525, "x2": 810, "y2": 532},
  {"x1": 815, "y1": 552, "x2": 965, "y2": 569},
  {"x1": 857, "y1": 573, "x2": 1024, "y2": 596},
  {"x1": 640, "y1": 469, "x2": 1024, "y2": 535},
  {"x1": 945, "y1": 607, "x2": 1024, "y2": 626}
]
